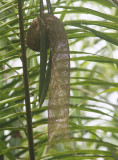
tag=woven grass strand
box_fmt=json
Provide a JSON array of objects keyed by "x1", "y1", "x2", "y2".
[{"x1": 44, "y1": 15, "x2": 70, "y2": 142}]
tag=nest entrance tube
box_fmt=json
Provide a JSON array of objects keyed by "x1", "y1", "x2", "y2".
[{"x1": 45, "y1": 15, "x2": 70, "y2": 142}]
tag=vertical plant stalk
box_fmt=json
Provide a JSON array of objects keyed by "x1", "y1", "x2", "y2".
[
  {"x1": 17, "y1": 0, "x2": 35, "y2": 160},
  {"x1": 46, "y1": 0, "x2": 53, "y2": 15},
  {"x1": 0, "y1": 155, "x2": 4, "y2": 160},
  {"x1": 39, "y1": 0, "x2": 47, "y2": 104}
]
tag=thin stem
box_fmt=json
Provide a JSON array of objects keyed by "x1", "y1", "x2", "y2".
[
  {"x1": 40, "y1": 0, "x2": 44, "y2": 16},
  {"x1": 39, "y1": 0, "x2": 48, "y2": 107},
  {"x1": 46, "y1": 0, "x2": 53, "y2": 15},
  {"x1": 17, "y1": 0, "x2": 35, "y2": 160}
]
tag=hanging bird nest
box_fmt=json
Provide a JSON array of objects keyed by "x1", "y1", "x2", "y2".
[{"x1": 26, "y1": 14, "x2": 70, "y2": 142}]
